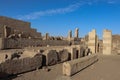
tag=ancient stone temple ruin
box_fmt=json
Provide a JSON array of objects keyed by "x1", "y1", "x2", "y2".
[
  {"x1": 0, "y1": 16, "x2": 72, "y2": 49},
  {"x1": 0, "y1": 16, "x2": 120, "y2": 79}
]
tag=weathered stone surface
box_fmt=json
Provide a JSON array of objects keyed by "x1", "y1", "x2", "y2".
[
  {"x1": 80, "y1": 47, "x2": 85, "y2": 57},
  {"x1": 75, "y1": 28, "x2": 79, "y2": 38},
  {"x1": 88, "y1": 29, "x2": 98, "y2": 53},
  {"x1": 85, "y1": 47, "x2": 91, "y2": 56},
  {"x1": 43, "y1": 50, "x2": 58, "y2": 66},
  {"x1": 63, "y1": 54, "x2": 98, "y2": 76},
  {"x1": 57, "y1": 49, "x2": 69, "y2": 62},
  {"x1": 103, "y1": 29, "x2": 112, "y2": 55},
  {"x1": 0, "y1": 38, "x2": 4, "y2": 50},
  {"x1": 0, "y1": 54, "x2": 42, "y2": 76},
  {"x1": 68, "y1": 30, "x2": 72, "y2": 41},
  {"x1": 66, "y1": 47, "x2": 77, "y2": 60}
]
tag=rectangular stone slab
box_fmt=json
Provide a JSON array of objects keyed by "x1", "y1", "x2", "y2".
[{"x1": 63, "y1": 54, "x2": 98, "y2": 76}]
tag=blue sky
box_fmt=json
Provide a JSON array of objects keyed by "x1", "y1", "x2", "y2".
[{"x1": 0, "y1": 0, "x2": 120, "y2": 38}]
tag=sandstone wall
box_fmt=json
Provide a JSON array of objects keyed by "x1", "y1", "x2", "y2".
[
  {"x1": 2, "y1": 38, "x2": 70, "y2": 49},
  {"x1": 0, "y1": 16, "x2": 30, "y2": 30},
  {"x1": 0, "y1": 54, "x2": 42, "y2": 77},
  {"x1": 88, "y1": 30, "x2": 96, "y2": 53},
  {"x1": 103, "y1": 30, "x2": 112, "y2": 55},
  {"x1": 0, "y1": 16, "x2": 41, "y2": 38}
]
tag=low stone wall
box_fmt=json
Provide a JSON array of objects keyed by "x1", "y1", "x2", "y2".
[
  {"x1": 63, "y1": 54, "x2": 98, "y2": 76},
  {"x1": 2, "y1": 38, "x2": 70, "y2": 49},
  {"x1": 0, "y1": 54, "x2": 42, "y2": 78}
]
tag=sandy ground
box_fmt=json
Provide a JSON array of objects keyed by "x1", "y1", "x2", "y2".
[{"x1": 4, "y1": 54, "x2": 120, "y2": 80}]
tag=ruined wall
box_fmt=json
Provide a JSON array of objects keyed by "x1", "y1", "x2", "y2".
[
  {"x1": 0, "y1": 24, "x2": 4, "y2": 37},
  {"x1": 0, "y1": 16, "x2": 41, "y2": 38},
  {"x1": 0, "y1": 16, "x2": 30, "y2": 30},
  {"x1": 0, "y1": 54, "x2": 42, "y2": 76},
  {"x1": 88, "y1": 29, "x2": 97, "y2": 53},
  {"x1": 103, "y1": 29, "x2": 112, "y2": 55},
  {"x1": 111, "y1": 35, "x2": 120, "y2": 54},
  {"x1": 3, "y1": 38, "x2": 70, "y2": 49}
]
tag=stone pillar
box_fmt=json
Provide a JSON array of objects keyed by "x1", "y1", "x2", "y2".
[
  {"x1": 3, "y1": 25, "x2": 7, "y2": 38},
  {"x1": 88, "y1": 29, "x2": 96, "y2": 54},
  {"x1": 95, "y1": 35, "x2": 99, "y2": 53},
  {"x1": 68, "y1": 30, "x2": 72, "y2": 41},
  {"x1": 45, "y1": 33, "x2": 49, "y2": 40},
  {"x1": 66, "y1": 46, "x2": 77, "y2": 60},
  {"x1": 103, "y1": 29, "x2": 112, "y2": 55},
  {"x1": 75, "y1": 28, "x2": 79, "y2": 38}
]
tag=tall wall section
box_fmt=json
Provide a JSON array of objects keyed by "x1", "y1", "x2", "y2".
[
  {"x1": 103, "y1": 29, "x2": 112, "y2": 55},
  {"x1": 88, "y1": 29, "x2": 97, "y2": 53}
]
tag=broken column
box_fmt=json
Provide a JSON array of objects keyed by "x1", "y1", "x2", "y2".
[
  {"x1": 3, "y1": 25, "x2": 12, "y2": 38},
  {"x1": 75, "y1": 28, "x2": 79, "y2": 38},
  {"x1": 88, "y1": 29, "x2": 97, "y2": 54},
  {"x1": 3, "y1": 25, "x2": 7, "y2": 38},
  {"x1": 45, "y1": 33, "x2": 49, "y2": 40},
  {"x1": 68, "y1": 30, "x2": 72, "y2": 41},
  {"x1": 103, "y1": 29, "x2": 112, "y2": 55}
]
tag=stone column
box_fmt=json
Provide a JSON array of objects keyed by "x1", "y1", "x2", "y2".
[
  {"x1": 45, "y1": 33, "x2": 49, "y2": 40},
  {"x1": 75, "y1": 28, "x2": 79, "y2": 38},
  {"x1": 88, "y1": 29, "x2": 96, "y2": 54},
  {"x1": 103, "y1": 29, "x2": 112, "y2": 55},
  {"x1": 3, "y1": 25, "x2": 7, "y2": 38},
  {"x1": 68, "y1": 30, "x2": 72, "y2": 41}
]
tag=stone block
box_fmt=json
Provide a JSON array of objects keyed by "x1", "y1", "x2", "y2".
[
  {"x1": 63, "y1": 54, "x2": 98, "y2": 76},
  {"x1": 88, "y1": 29, "x2": 97, "y2": 53},
  {"x1": 43, "y1": 50, "x2": 58, "y2": 66},
  {"x1": 0, "y1": 54, "x2": 42, "y2": 75},
  {"x1": 57, "y1": 49, "x2": 69, "y2": 62},
  {"x1": 103, "y1": 29, "x2": 112, "y2": 55},
  {"x1": 66, "y1": 47, "x2": 77, "y2": 60}
]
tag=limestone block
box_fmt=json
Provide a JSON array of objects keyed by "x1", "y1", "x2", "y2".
[
  {"x1": 63, "y1": 54, "x2": 98, "y2": 76},
  {"x1": 0, "y1": 54, "x2": 42, "y2": 75},
  {"x1": 103, "y1": 29, "x2": 112, "y2": 55},
  {"x1": 88, "y1": 29, "x2": 97, "y2": 53},
  {"x1": 57, "y1": 49, "x2": 69, "y2": 62},
  {"x1": 43, "y1": 50, "x2": 58, "y2": 66}
]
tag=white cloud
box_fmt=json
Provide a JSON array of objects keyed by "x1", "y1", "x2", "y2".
[
  {"x1": 17, "y1": 2, "x2": 83, "y2": 20},
  {"x1": 17, "y1": 0, "x2": 118, "y2": 20}
]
